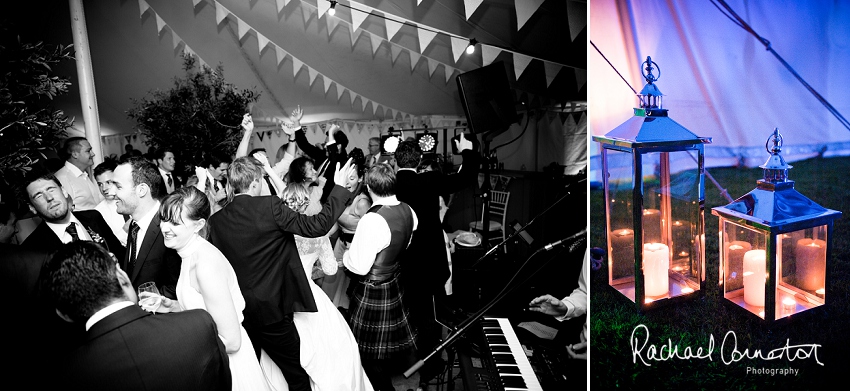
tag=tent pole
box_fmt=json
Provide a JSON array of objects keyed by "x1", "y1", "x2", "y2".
[{"x1": 69, "y1": 0, "x2": 103, "y2": 167}]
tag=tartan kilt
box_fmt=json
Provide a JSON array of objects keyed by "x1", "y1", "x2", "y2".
[{"x1": 348, "y1": 273, "x2": 417, "y2": 360}]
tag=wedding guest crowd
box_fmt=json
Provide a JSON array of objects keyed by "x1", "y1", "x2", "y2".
[{"x1": 0, "y1": 110, "x2": 481, "y2": 390}]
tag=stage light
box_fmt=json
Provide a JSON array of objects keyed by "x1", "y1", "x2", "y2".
[
  {"x1": 466, "y1": 38, "x2": 477, "y2": 55},
  {"x1": 329, "y1": 1, "x2": 337, "y2": 16},
  {"x1": 416, "y1": 132, "x2": 438, "y2": 154}
]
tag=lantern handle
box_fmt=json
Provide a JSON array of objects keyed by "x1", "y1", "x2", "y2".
[
  {"x1": 765, "y1": 127, "x2": 783, "y2": 155},
  {"x1": 641, "y1": 56, "x2": 661, "y2": 84}
]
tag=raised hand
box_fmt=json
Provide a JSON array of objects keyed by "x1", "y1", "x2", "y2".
[
  {"x1": 288, "y1": 105, "x2": 303, "y2": 127},
  {"x1": 455, "y1": 132, "x2": 473, "y2": 152},
  {"x1": 281, "y1": 122, "x2": 297, "y2": 137},
  {"x1": 332, "y1": 158, "x2": 356, "y2": 190},
  {"x1": 194, "y1": 166, "x2": 207, "y2": 181},
  {"x1": 253, "y1": 152, "x2": 270, "y2": 168},
  {"x1": 240, "y1": 113, "x2": 253, "y2": 133}
]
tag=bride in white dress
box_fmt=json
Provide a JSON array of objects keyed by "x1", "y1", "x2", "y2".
[{"x1": 143, "y1": 187, "x2": 276, "y2": 391}]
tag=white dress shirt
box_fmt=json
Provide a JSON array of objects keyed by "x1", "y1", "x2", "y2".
[
  {"x1": 55, "y1": 161, "x2": 104, "y2": 211},
  {"x1": 130, "y1": 202, "x2": 160, "y2": 256},
  {"x1": 85, "y1": 301, "x2": 134, "y2": 331},
  {"x1": 95, "y1": 199, "x2": 128, "y2": 246},
  {"x1": 45, "y1": 214, "x2": 93, "y2": 244},
  {"x1": 343, "y1": 195, "x2": 417, "y2": 275},
  {"x1": 159, "y1": 168, "x2": 176, "y2": 194},
  {"x1": 556, "y1": 249, "x2": 589, "y2": 342}
]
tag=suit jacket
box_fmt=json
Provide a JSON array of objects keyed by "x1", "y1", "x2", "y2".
[
  {"x1": 59, "y1": 306, "x2": 231, "y2": 391},
  {"x1": 208, "y1": 185, "x2": 352, "y2": 329},
  {"x1": 395, "y1": 149, "x2": 480, "y2": 294},
  {"x1": 126, "y1": 213, "x2": 181, "y2": 299},
  {"x1": 21, "y1": 209, "x2": 125, "y2": 262}
]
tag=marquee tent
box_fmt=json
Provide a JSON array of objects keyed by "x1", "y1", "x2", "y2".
[
  {"x1": 589, "y1": 0, "x2": 850, "y2": 180},
  {"x1": 9, "y1": 0, "x2": 587, "y2": 174}
]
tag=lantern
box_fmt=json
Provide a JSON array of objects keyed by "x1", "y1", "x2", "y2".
[
  {"x1": 711, "y1": 129, "x2": 841, "y2": 321},
  {"x1": 593, "y1": 57, "x2": 711, "y2": 311}
]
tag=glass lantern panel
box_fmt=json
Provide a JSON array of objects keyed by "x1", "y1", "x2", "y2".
[
  {"x1": 721, "y1": 220, "x2": 768, "y2": 318},
  {"x1": 663, "y1": 151, "x2": 703, "y2": 299},
  {"x1": 776, "y1": 225, "x2": 827, "y2": 319},
  {"x1": 605, "y1": 149, "x2": 636, "y2": 301}
]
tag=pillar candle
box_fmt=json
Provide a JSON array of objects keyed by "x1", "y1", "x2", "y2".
[
  {"x1": 795, "y1": 238, "x2": 826, "y2": 291},
  {"x1": 725, "y1": 241, "x2": 752, "y2": 290},
  {"x1": 743, "y1": 249, "x2": 766, "y2": 307},
  {"x1": 610, "y1": 228, "x2": 634, "y2": 279},
  {"x1": 642, "y1": 209, "x2": 662, "y2": 243},
  {"x1": 643, "y1": 242, "x2": 669, "y2": 297}
]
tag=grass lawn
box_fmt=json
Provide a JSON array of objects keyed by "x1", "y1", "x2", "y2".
[{"x1": 590, "y1": 155, "x2": 850, "y2": 389}]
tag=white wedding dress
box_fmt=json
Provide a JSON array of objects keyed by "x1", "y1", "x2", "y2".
[{"x1": 260, "y1": 235, "x2": 374, "y2": 391}]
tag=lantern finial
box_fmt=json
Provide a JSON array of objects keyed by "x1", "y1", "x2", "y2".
[
  {"x1": 638, "y1": 56, "x2": 663, "y2": 109},
  {"x1": 759, "y1": 128, "x2": 792, "y2": 183}
]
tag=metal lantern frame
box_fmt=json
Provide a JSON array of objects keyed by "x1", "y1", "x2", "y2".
[
  {"x1": 711, "y1": 130, "x2": 841, "y2": 322},
  {"x1": 593, "y1": 57, "x2": 712, "y2": 312}
]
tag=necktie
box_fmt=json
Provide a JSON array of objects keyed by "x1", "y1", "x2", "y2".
[
  {"x1": 214, "y1": 180, "x2": 220, "y2": 192},
  {"x1": 264, "y1": 175, "x2": 276, "y2": 194},
  {"x1": 66, "y1": 223, "x2": 80, "y2": 242},
  {"x1": 127, "y1": 221, "x2": 140, "y2": 274},
  {"x1": 167, "y1": 173, "x2": 174, "y2": 188}
]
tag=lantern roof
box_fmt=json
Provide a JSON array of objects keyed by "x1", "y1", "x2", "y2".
[{"x1": 712, "y1": 130, "x2": 841, "y2": 230}]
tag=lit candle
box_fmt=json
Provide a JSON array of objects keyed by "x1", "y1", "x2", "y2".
[
  {"x1": 795, "y1": 238, "x2": 826, "y2": 291},
  {"x1": 672, "y1": 220, "x2": 689, "y2": 258},
  {"x1": 610, "y1": 229, "x2": 634, "y2": 279},
  {"x1": 725, "y1": 241, "x2": 752, "y2": 290},
  {"x1": 782, "y1": 297, "x2": 796, "y2": 314},
  {"x1": 642, "y1": 209, "x2": 662, "y2": 243},
  {"x1": 743, "y1": 249, "x2": 766, "y2": 307},
  {"x1": 643, "y1": 242, "x2": 669, "y2": 297},
  {"x1": 816, "y1": 288, "x2": 825, "y2": 299}
]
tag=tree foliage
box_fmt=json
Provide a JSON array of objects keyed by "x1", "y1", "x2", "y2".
[
  {"x1": 0, "y1": 30, "x2": 74, "y2": 188},
  {"x1": 127, "y1": 55, "x2": 259, "y2": 174}
]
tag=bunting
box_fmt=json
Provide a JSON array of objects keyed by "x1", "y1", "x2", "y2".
[
  {"x1": 350, "y1": 25, "x2": 362, "y2": 47},
  {"x1": 257, "y1": 32, "x2": 270, "y2": 52},
  {"x1": 155, "y1": 14, "x2": 166, "y2": 34},
  {"x1": 515, "y1": 0, "x2": 545, "y2": 31},
  {"x1": 427, "y1": 58, "x2": 439, "y2": 78},
  {"x1": 139, "y1": 0, "x2": 149, "y2": 18},
  {"x1": 385, "y1": 17, "x2": 403, "y2": 41},
  {"x1": 307, "y1": 67, "x2": 319, "y2": 86},
  {"x1": 275, "y1": 0, "x2": 288, "y2": 13},
  {"x1": 317, "y1": 0, "x2": 331, "y2": 17},
  {"x1": 450, "y1": 36, "x2": 467, "y2": 64},
  {"x1": 337, "y1": 85, "x2": 346, "y2": 101},
  {"x1": 237, "y1": 18, "x2": 250, "y2": 40},
  {"x1": 445, "y1": 67, "x2": 455, "y2": 84},
  {"x1": 481, "y1": 45, "x2": 500, "y2": 66},
  {"x1": 391, "y1": 45, "x2": 404, "y2": 65},
  {"x1": 543, "y1": 60, "x2": 561, "y2": 87},
  {"x1": 323, "y1": 78, "x2": 332, "y2": 94},
  {"x1": 567, "y1": 0, "x2": 587, "y2": 42},
  {"x1": 463, "y1": 0, "x2": 484, "y2": 20},
  {"x1": 351, "y1": 4, "x2": 370, "y2": 30},
  {"x1": 409, "y1": 51, "x2": 421, "y2": 72},
  {"x1": 417, "y1": 26, "x2": 438, "y2": 53},
  {"x1": 574, "y1": 68, "x2": 587, "y2": 90},
  {"x1": 275, "y1": 46, "x2": 287, "y2": 65},
  {"x1": 292, "y1": 57, "x2": 304, "y2": 77},
  {"x1": 513, "y1": 53, "x2": 532, "y2": 80},
  {"x1": 369, "y1": 34, "x2": 383, "y2": 55}
]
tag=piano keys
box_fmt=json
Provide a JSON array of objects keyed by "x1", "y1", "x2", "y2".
[{"x1": 457, "y1": 317, "x2": 545, "y2": 391}]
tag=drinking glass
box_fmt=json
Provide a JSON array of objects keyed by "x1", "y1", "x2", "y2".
[{"x1": 138, "y1": 282, "x2": 162, "y2": 313}]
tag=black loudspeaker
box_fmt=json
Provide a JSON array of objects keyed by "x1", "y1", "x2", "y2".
[{"x1": 456, "y1": 61, "x2": 519, "y2": 135}]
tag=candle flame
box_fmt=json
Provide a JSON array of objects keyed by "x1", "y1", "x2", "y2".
[
  {"x1": 729, "y1": 245, "x2": 744, "y2": 251},
  {"x1": 644, "y1": 298, "x2": 655, "y2": 303},
  {"x1": 782, "y1": 297, "x2": 796, "y2": 306},
  {"x1": 816, "y1": 288, "x2": 825, "y2": 295},
  {"x1": 807, "y1": 242, "x2": 821, "y2": 248},
  {"x1": 758, "y1": 311, "x2": 765, "y2": 318},
  {"x1": 679, "y1": 251, "x2": 689, "y2": 257},
  {"x1": 681, "y1": 287, "x2": 694, "y2": 294},
  {"x1": 673, "y1": 221, "x2": 682, "y2": 226}
]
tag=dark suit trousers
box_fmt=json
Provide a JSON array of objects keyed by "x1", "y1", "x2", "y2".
[{"x1": 246, "y1": 314, "x2": 310, "y2": 391}]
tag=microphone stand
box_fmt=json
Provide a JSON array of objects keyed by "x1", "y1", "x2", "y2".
[
  {"x1": 471, "y1": 176, "x2": 587, "y2": 269},
  {"x1": 403, "y1": 228, "x2": 586, "y2": 378}
]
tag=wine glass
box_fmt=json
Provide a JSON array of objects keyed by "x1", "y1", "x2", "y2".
[{"x1": 138, "y1": 281, "x2": 162, "y2": 313}]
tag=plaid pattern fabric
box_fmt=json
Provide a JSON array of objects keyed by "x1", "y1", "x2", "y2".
[{"x1": 348, "y1": 273, "x2": 417, "y2": 360}]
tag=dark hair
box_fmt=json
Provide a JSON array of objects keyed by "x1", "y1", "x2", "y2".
[
  {"x1": 153, "y1": 147, "x2": 174, "y2": 161},
  {"x1": 248, "y1": 148, "x2": 267, "y2": 156},
  {"x1": 93, "y1": 160, "x2": 117, "y2": 178},
  {"x1": 23, "y1": 168, "x2": 63, "y2": 194},
  {"x1": 120, "y1": 157, "x2": 166, "y2": 200},
  {"x1": 348, "y1": 147, "x2": 366, "y2": 177},
  {"x1": 124, "y1": 144, "x2": 134, "y2": 152},
  {"x1": 288, "y1": 156, "x2": 315, "y2": 184},
  {"x1": 334, "y1": 130, "x2": 348, "y2": 149},
  {"x1": 394, "y1": 140, "x2": 421, "y2": 169},
  {"x1": 203, "y1": 152, "x2": 231, "y2": 169},
  {"x1": 227, "y1": 156, "x2": 262, "y2": 194},
  {"x1": 365, "y1": 163, "x2": 395, "y2": 197},
  {"x1": 63, "y1": 137, "x2": 88, "y2": 159},
  {"x1": 47, "y1": 241, "x2": 124, "y2": 323},
  {"x1": 418, "y1": 157, "x2": 442, "y2": 173},
  {"x1": 160, "y1": 187, "x2": 210, "y2": 226}
]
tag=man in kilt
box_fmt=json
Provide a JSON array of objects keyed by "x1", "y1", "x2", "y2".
[{"x1": 343, "y1": 163, "x2": 418, "y2": 391}]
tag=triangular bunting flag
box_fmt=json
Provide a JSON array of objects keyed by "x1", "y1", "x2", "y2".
[
  {"x1": 237, "y1": 18, "x2": 251, "y2": 40},
  {"x1": 171, "y1": 31, "x2": 182, "y2": 50},
  {"x1": 387, "y1": 109, "x2": 395, "y2": 120},
  {"x1": 513, "y1": 53, "x2": 532, "y2": 80},
  {"x1": 409, "y1": 51, "x2": 421, "y2": 71},
  {"x1": 567, "y1": 0, "x2": 587, "y2": 42},
  {"x1": 350, "y1": 92, "x2": 358, "y2": 106},
  {"x1": 391, "y1": 45, "x2": 404, "y2": 65},
  {"x1": 574, "y1": 68, "x2": 587, "y2": 90},
  {"x1": 275, "y1": 46, "x2": 287, "y2": 65},
  {"x1": 257, "y1": 32, "x2": 270, "y2": 52},
  {"x1": 361, "y1": 98, "x2": 368, "y2": 113},
  {"x1": 258, "y1": 131, "x2": 265, "y2": 141},
  {"x1": 481, "y1": 45, "x2": 500, "y2": 66},
  {"x1": 276, "y1": 0, "x2": 287, "y2": 13},
  {"x1": 155, "y1": 14, "x2": 166, "y2": 35},
  {"x1": 351, "y1": 4, "x2": 371, "y2": 31},
  {"x1": 445, "y1": 67, "x2": 454, "y2": 84},
  {"x1": 292, "y1": 57, "x2": 304, "y2": 78},
  {"x1": 192, "y1": 0, "x2": 203, "y2": 7},
  {"x1": 463, "y1": 0, "x2": 484, "y2": 20},
  {"x1": 301, "y1": 4, "x2": 314, "y2": 25},
  {"x1": 417, "y1": 0, "x2": 423, "y2": 5},
  {"x1": 369, "y1": 33, "x2": 383, "y2": 55},
  {"x1": 516, "y1": 0, "x2": 544, "y2": 31},
  {"x1": 450, "y1": 36, "x2": 467, "y2": 64},
  {"x1": 417, "y1": 26, "x2": 438, "y2": 53},
  {"x1": 327, "y1": 14, "x2": 341, "y2": 37},
  {"x1": 373, "y1": 102, "x2": 381, "y2": 116},
  {"x1": 307, "y1": 67, "x2": 319, "y2": 86},
  {"x1": 350, "y1": 26, "x2": 362, "y2": 48},
  {"x1": 337, "y1": 85, "x2": 346, "y2": 101},
  {"x1": 543, "y1": 61, "x2": 561, "y2": 87},
  {"x1": 570, "y1": 110, "x2": 583, "y2": 126},
  {"x1": 559, "y1": 112, "x2": 569, "y2": 125},
  {"x1": 139, "y1": 0, "x2": 149, "y2": 18},
  {"x1": 427, "y1": 58, "x2": 439, "y2": 78},
  {"x1": 323, "y1": 77, "x2": 332, "y2": 94},
  {"x1": 318, "y1": 0, "x2": 331, "y2": 17},
  {"x1": 184, "y1": 46, "x2": 195, "y2": 57},
  {"x1": 385, "y1": 18, "x2": 403, "y2": 41},
  {"x1": 215, "y1": 2, "x2": 228, "y2": 25}
]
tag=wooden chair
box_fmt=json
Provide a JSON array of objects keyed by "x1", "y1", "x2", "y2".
[{"x1": 468, "y1": 190, "x2": 510, "y2": 253}]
